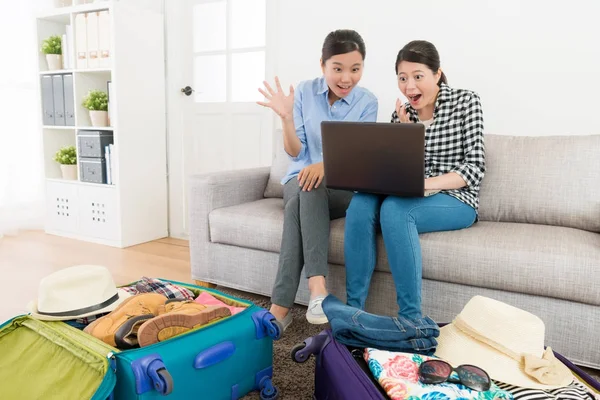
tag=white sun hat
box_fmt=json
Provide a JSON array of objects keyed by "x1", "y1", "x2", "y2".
[
  {"x1": 434, "y1": 295, "x2": 573, "y2": 390},
  {"x1": 28, "y1": 265, "x2": 131, "y2": 321}
]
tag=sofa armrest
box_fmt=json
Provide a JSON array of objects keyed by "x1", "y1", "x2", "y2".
[{"x1": 188, "y1": 167, "x2": 270, "y2": 281}]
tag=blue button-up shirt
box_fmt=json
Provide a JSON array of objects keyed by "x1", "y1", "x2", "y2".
[{"x1": 281, "y1": 76, "x2": 378, "y2": 184}]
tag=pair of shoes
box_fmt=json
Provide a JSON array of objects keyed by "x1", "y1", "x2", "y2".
[
  {"x1": 84, "y1": 294, "x2": 231, "y2": 348},
  {"x1": 306, "y1": 295, "x2": 328, "y2": 325},
  {"x1": 137, "y1": 299, "x2": 230, "y2": 347},
  {"x1": 83, "y1": 293, "x2": 166, "y2": 348}
]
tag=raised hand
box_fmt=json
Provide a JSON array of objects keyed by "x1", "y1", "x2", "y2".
[
  {"x1": 395, "y1": 98, "x2": 411, "y2": 123},
  {"x1": 257, "y1": 76, "x2": 295, "y2": 120}
]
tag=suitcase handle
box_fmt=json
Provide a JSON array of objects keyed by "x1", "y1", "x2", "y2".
[{"x1": 194, "y1": 341, "x2": 236, "y2": 369}]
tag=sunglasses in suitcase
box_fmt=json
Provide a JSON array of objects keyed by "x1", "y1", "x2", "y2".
[
  {"x1": 293, "y1": 329, "x2": 600, "y2": 400},
  {"x1": 0, "y1": 280, "x2": 283, "y2": 400}
]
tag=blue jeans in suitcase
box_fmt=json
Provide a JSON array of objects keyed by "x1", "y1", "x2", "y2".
[{"x1": 322, "y1": 294, "x2": 440, "y2": 355}]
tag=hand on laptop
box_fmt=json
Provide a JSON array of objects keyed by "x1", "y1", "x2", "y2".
[
  {"x1": 298, "y1": 162, "x2": 324, "y2": 191},
  {"x1": 395, "y1": 99, "x2": 412, "y2": 123},
  {"x1": 257, "y1": 76, "x2": 295, "y2": 120}
]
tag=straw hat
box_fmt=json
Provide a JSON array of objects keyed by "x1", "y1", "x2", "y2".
[
  {"x1": 28, "y1": 265, "x2": 131, "y2": 321},
  {"x1": 434, "y1": 295, "x2": 573, "y2": 390}
]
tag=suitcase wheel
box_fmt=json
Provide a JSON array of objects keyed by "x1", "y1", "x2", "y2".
[
  {"x1": 252, "y1": 310, "x2": 283, "y2": 340},
  {"x1": 291, "y1": 331, "x2": 331, "y2": 363},
  {"x1": 259, "y1": 377, "x2": 279, "y2": 400},
  {"x1": 267, "y1": 318, "x2": 283, "y2": 340},
  {"x1": 154, "y1": 368, "x2": 174, "y2": 396},
  {"x1": 291, "y1": 342, "x2": 309, "y2": 363},
  {"x1": 131, "y1": 353, "x2": 174, "y2": 396}
]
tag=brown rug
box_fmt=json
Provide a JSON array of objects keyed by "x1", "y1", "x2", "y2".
[
  {"x1": 216, "y1": 286, "x2": 324, "y2": 399},
  {"x1": 217, "y1": 286, "x2": 600, "y2": 400}
]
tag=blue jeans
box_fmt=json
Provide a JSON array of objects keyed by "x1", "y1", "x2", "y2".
[
  {"x1": 322, "y1": 294, "x2": 440, "y2": 354},
  {"x1": 345, "y1": 193, "x2": 476, "y2": 320}
]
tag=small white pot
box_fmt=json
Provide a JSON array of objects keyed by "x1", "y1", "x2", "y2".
[
  {"x1": 89, "y1": 110, "x2": 109, "y2": 127},
  {"x1": 46, "y1": 54, "x2": 62, "y2": 71},
  {"x1": 60, "y1": 164, "x2": 78, "y2": 180}
]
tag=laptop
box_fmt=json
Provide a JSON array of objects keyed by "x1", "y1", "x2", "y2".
[{"x1": 321, "y1": 121, "x2": 439, "y2": 197}]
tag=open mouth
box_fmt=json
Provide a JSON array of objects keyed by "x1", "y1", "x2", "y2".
[
  {"x1": 408, "y1": 94, "x2": 422, "y2": 104},
  {"x1": 337, "y1": 84, "x2": 351, "y2": 92}
]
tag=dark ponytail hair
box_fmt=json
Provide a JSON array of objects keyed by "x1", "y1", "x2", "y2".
[
  {"x1": 321, "y1": 29, "x2": 366, "y2": 65},
  {"x1": 395, "y1": 40, "x2": 447, "y2": 86}
]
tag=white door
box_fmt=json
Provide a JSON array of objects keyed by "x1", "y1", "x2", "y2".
[{"x1": 166, "y1": 0, "x2": 275, "y2": 238}]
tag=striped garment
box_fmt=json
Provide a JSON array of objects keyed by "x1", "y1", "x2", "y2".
[{"x1": 494, "y1": 380, "x2": 597, "y2": 400}]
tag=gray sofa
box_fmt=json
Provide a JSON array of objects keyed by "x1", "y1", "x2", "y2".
[{"x1": 189, "y1": 134, "x2": 600, "y2": 369}]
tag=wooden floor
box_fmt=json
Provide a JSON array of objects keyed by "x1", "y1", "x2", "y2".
[{"x1": 0, "y1": 231, "x2": 193, "y2": 322}]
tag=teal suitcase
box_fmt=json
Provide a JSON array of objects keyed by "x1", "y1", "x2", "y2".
[{"x1": 0, "y1": 280, "x2": 282, "y2": 400}]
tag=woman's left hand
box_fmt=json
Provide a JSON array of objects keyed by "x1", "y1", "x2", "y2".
[
  {"x1": 298, "y1": 162, "x2": 324, "y2": 191},
  {"x1": 424, "y1": 178, "x2": 433, "y2": 190}
]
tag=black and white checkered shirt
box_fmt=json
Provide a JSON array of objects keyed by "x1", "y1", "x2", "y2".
[{"x1": 391, "y1": 83, "x2": 486, "y2": 211}]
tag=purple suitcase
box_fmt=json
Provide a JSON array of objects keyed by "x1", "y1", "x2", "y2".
[{"x1": 292, "y1": 329, "x2": 600, "y2": 400}]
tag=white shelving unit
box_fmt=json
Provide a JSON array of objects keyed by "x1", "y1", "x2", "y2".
[{"x1": 36, "y1": 0, "x2": 168, "y2": 248}]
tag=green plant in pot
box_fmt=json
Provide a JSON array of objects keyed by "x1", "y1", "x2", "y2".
[
  {"x1": 41, "y1": 35, "x2": 62, "y2": 71},
  {"x1": 54, "y1": 145, "x2": 77, "y2": 180},
  {"x1": 82, "y1": 89, "x2": 109, "y2": 127}
]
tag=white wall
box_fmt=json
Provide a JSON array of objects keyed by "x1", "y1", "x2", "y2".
[
  {"x1": 0, "y1": 0, "x2": 53, "y2": 234},
  {"x1": 271, "y1": 0, "x2": 600, "y2": 136}
]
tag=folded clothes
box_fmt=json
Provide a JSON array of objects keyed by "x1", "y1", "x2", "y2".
[
  {"x1": 365, "y1": 348, "x2": 513, "y2": 400},
  {"x1": 322, "y1": 294, "x2": 439, "y2": 354},
  {"x1": 194, "y1": 292, "x2": 246, "y2": 316},
  {"x1": 121, "y1": 277, "x2": 195, "y2": 301}
]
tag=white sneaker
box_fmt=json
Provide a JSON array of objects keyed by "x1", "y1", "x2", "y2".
[{"x1": 306, "y1": 296, "x2": 328, "y2": 325}]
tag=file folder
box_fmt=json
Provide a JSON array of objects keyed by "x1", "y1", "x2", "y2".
[
  {"x1": 41, "y1": 75, "x2": 55, "y2": 126},
  {"x1": 87, "y1": 12, "x2": 99, "y2": 68},
  {"x1": 52, "y1": 75, "x2": 66, "y2": 126},
  {"x1": 75, "y1": 13, "x2": 88, "y2": 69},
  {"x1": 98, "y1": 11, "x2": 111, "y2": 68},
  {"x1": 63, "y1": 74, "x2": 75, "y2": 126}
]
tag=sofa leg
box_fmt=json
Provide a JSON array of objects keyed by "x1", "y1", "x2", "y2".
[{"x1": 195, "y1": 280, "x2": 217, "y2": 289}]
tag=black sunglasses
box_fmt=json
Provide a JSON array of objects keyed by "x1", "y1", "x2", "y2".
[{"x1": 418, "y1": 360, "x2": 491, "y2": 392}]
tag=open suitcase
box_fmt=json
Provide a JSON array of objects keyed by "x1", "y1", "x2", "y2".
[
  {"x1": 293, "y1": 329, "x2": 600, "y2": 400},
  {"x1": 0, "y1": 280, "x2": 282, "y2": 400}
]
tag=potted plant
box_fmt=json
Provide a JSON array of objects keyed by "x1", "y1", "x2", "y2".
[
  {"x1": 82, "y1": 89, "x2": 109, "y2": 127},
  {"x1": 54, "y1": 146, "x2": 77, "y2": 180},
  {"x1": 41, "y1": 35, "x2": 62, "y2": 71}
]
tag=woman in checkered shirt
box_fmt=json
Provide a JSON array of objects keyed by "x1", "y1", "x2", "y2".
[{"x1": 344, "y1": 40, "x2": 486, "y2": 321}]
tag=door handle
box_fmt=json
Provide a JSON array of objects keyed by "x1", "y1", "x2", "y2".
[{"x1": 180, "y1": 86, "x2": 194, "y2": 96}]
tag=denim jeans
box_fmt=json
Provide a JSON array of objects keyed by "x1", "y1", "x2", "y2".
[
  {"x1": 345, "y1": 193, "x2": 477, "y2": 320},
  {"x1": 322, "y1": 294, "x2": 440, "y2": 354}
]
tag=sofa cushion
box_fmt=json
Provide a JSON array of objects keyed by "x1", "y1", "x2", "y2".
[
  {"x1": 209, "y1": 200, "x2": 600, "y2": 306},
  {"x1": 210, "y1": 198, "x2": 284, "y2": 249},
  {"x1": 479, "y1": 134, "x2": 600, "y2": 233},
  {"x1": 263, "y1": 130, "x2": 289, "y2": 198}
]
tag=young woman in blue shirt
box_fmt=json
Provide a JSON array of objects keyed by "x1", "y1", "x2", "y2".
[{"x1": 258, "y1": 29, "x2": 378, "y2": 330}]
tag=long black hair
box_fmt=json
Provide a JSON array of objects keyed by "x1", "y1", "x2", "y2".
[{"x1": 395, "y1": 40, "x2": 447, "y2": 86}]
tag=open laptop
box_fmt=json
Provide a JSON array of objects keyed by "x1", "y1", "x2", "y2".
[{"x1": 321, "y1": 121, "x2": 439, "y2": 197}]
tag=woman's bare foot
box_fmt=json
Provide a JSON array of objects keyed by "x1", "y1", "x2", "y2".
[
  {"x1": 269, "y1": 304, "x2": 290, "y2": 320},
  {"x1": 308, "y1": 275, "x2": 328, "y2": 298}
]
